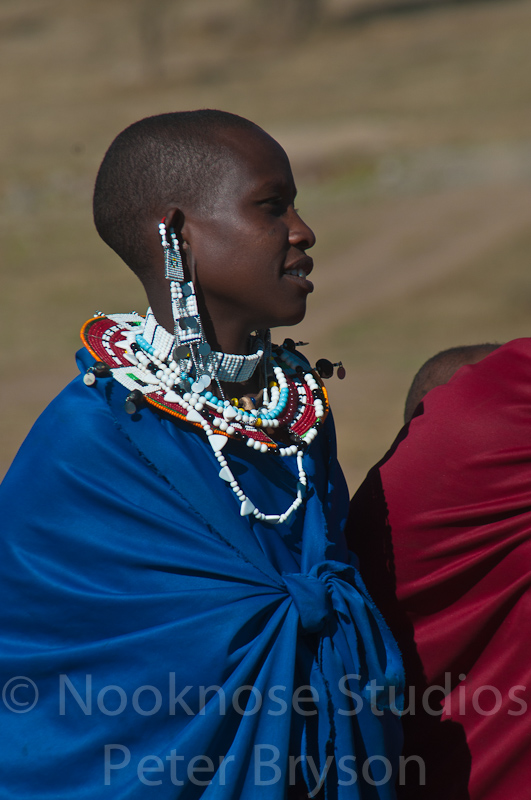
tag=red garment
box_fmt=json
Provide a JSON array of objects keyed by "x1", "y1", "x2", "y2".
[{"x1": 348, "y1": 338, "x2": 531, "y2": 800}]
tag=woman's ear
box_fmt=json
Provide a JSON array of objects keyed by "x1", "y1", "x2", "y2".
[{"x1": 164, "y1": 207, "x2": 185, "y2": 237}]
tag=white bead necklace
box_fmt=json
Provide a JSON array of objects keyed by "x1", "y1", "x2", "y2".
[{"x1": 81, "y1": 313, "x2": 330, "y2": 525}]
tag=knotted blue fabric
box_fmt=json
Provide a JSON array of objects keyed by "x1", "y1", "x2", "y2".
[
  {"x1": 0, "y1": 348, "x2": 403, "y2": 799},
  {"x1": 283, "y1": 567, "x2": 334, "y2": 633}
]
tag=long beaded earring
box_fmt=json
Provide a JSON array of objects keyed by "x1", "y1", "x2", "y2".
[
  {"x1": 161, "y1": 221, "x2": 184, "y2": 282},
  {"x1": 159, "y1": 219, "x2": 214, "y2": 393}
]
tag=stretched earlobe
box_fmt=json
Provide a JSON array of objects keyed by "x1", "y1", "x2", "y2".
[{"x1": 181, "y1": 240, "x2": 196, "y2": 285}]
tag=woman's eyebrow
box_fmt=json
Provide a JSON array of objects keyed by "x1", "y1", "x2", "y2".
[{"x1": 256, "y1": 178, "x2": 297, "y2": 198}]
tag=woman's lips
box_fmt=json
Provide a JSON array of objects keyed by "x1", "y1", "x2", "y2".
[
  {"x1": 282, "y1": 256, "x2": 314, "y2": 291},
  {"x1": 282, "y1": 270, "x2": 314, "y2": 293}
]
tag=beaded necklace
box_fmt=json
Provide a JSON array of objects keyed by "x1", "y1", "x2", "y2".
[{"x1": 81, "y1": 311, "x2": 330, "y2": 525}]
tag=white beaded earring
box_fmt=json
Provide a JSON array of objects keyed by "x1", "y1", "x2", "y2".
[{"x1": 158, "y1": 219, "x2": 267, "y2": 395}]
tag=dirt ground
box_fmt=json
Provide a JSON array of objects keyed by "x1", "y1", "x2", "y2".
[{"x1": 2, "y1": 0, "x2": 531, "y2": 491}]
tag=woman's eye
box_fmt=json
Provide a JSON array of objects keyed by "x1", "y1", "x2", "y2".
[{"x1": 262, "y1": 197, "x2": 289, "y2": 215}]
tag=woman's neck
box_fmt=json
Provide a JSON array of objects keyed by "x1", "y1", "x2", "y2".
[{"x1": 147, "y1": 293, "x2": 252, "y2": 358}]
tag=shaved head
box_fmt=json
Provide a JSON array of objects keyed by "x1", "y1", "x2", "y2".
[
  {"x1": 404, "y1": 344, "x2": 501, "y2": 424},
  {"x1": 93, "y1": 110, "x2": 265, "y2": 279}
]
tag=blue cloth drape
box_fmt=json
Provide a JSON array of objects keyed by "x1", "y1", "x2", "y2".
[{"x1": 0, "y1": 348, "x2": 403, "y2": 798}]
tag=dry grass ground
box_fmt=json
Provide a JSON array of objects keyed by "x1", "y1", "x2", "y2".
[{"x1": 1, "y1": 0, "x2": 531, "y2": 490}]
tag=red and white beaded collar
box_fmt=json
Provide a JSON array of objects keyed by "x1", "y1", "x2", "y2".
[
  {"x1": 81, "y1": 311, "x2": 331, "y2": 525},
  {"x1": 81, "y1": 312, "x2": 329, "y2": 455}
]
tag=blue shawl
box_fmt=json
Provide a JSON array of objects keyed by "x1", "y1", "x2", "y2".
[{"x1": 0, "y1": 348, "x2": 403, "y2": 798}]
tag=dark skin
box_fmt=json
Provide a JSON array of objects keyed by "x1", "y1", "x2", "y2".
[{"x1": 140, "y1": 127, "x2": 316, "y2": 399}]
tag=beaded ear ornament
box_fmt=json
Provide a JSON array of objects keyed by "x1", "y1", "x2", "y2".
[
  {"x1": 80, "y1": 221, "x2": 340, "y2": 525},
  {"x1": 159, "y1": 220, "x2": 266, "y2": 394}
]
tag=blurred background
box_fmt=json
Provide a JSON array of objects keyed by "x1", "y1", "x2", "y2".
[{"x1": 2, "y1": 0, "x2": 531, "y2": 491}]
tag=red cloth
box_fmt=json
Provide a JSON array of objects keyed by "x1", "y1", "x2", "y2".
[{"x1": 348, "y1": 338, "x2": 531, "y2": 800}]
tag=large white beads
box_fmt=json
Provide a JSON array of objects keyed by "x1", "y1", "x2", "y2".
[
  {"x1": 219, "y1": 466, "x2": 234, "y2": 482},
  {"x1": 240, "y1": 498, "x2": 255, "y2": 516},
  {"x1": 209, "y1": 434, "x2": 228, "y2": 452}
]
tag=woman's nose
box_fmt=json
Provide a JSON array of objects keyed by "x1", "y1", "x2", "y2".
[{"x1": 289, "y1": 208, "x2": 316, "y2": 250}]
